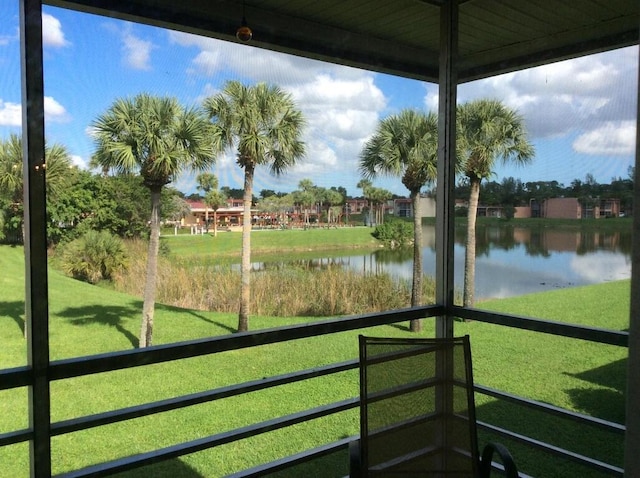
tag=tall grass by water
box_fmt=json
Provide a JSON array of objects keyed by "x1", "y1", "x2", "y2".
[{"x1": 112, "y1": 238, "x2": 436, "y2": 316}]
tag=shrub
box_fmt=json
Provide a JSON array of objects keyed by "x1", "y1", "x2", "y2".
[
  {"x1": 455, "y1": 206, "x2": 468, "y2": 217},
  {"x1": 371, "y1": 219, "x2": 413, "y2": 248},
  {"x1": 502, "y1": 204, "x2": 515, "y2": 220},
  {"x1": 59, "y1": 230, "x2": 128, "y2": 284}
]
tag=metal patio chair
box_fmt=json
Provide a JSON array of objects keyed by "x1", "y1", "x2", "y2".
[{"x1": 350, "y1": 335, "x2": 518, "y2": 477}]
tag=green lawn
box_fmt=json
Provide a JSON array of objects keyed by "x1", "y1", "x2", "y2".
[
  {"x1": 0, "y1": 245, "x2": 629, "y2": 477},
  {"x1": 161, "y1": 226, "x2": 382, "y2": 263}
]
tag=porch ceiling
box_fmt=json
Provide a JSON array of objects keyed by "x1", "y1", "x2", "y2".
[{"x1": 49, "y1": 0, "x2": 638, "y2": 83}]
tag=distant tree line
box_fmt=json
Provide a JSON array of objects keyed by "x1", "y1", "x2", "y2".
[
  {"x1": 2, "y1": 136, "x2": 632, "y2": 248},
  {"x1": 452, "y1": 170, "x2": 635, "y2": 217}
]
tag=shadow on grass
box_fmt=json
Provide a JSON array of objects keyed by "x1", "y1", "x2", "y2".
[
  {"x1": 564, "y1": 357, "x2": 627, "y2": 423},
  {"x1": 257, "y1": 448, "x2": 349, "y2": 478},
  {"x1": 569, "y1": 358, "x2": 626, "y2": 392},
  {"x1": 388, "y1": 322, "x2": 410, "y2": 332},
  {"x1": 57, "y1": 302, "x2": 141, "y2": 348},
  {"x1": 185, "y1": 309, "x2": 236, "y2": 334},
  {"x1": 0, "y1": 300, "x2": 26, "y2": 335},
  {"x1": 112, "y1": 458, "x2": 204, "y2": 478},
  {"x1": 475, "y1": 392, "x2": 624, "y2": 478}
]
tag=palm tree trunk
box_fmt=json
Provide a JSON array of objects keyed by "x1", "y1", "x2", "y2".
[
  {"x1": 410, "y1": 190, "x2": 423, "y2": 332},
  {"x1": 140, "y1": 186, "x2": 161, "y2": 347},
  {"x1": 238, "y1": 164, "x2": 254, "y2": 332},
  {"x1": 213, "y1": 210, "x2": 218, "y2": 237},
  {"x1": 463, "y1": 178, "x2": 481, "y2": 307}
]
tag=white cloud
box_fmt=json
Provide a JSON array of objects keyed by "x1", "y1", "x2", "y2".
[
  {"x1": 0, "y1": 96, "x2": 68, "y2": 128},
  {"x1": 191, "y1": 50, "x2": 222, "y2": 76},
  {"x1": 423, "y1": 86, "x2": 439, "y2": 112},
  {"x1": 42, "y1": 13, "x2": 69, "y2": 48},
  {"x1": 457, "y1": 47, "x2": 638, "y2": 140},
  {"x1": 291, "y1": 75, "x2": 385, "y2": 142},
  {"x1": 0, "y1": 27, "x2": 18, "y2": 46},
  {"x1": 70, "y1": 154, "x2": 87, "y2": 168},
  {"x1": 573, "y1": 121, "x2": 636, "y2": 156},
  {"x1": 44, "y1": 96, "x2": 68, "y2": 123},
  {"x1": 169, "y1": 30, "x2": 366, "y2": 85},
  {"x1": 0, "y1": 100, "x2": 21, "y2": 126},
  {"x1": 121, "y1": 24, "x2": 154, "y2": 70},
  {"x1": 286, "y1": 75, "x2": 386, "y2": 185},
  {"x1": 571, "y1": 252, "x2": 631, "y2": 283}
]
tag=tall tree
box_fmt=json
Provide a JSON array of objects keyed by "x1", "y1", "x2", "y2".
[
  {"x1": 296, "y1": 179, "x2": 317, "y2": 225},
  {"x1": 0, "y1": 133, "x2": 73, "y2": 203},
  {"x1": 357, "y1": 179, "x2": 374, "y2": 226},
  {"x1": 323, "y1": 188, "x2": 343, "y2": 224},
  {"x1": 204, "y1": 81, "x2": 305, "y2": 332},
  {"x1": 0, "y1": 133, "x2": 73, "y2": 244},
  {"x1": 91, "y1": 93, "x2": 220, "y2": 347},
  {"x1": 196, "y1": 172, "x2": 218, "y2": 231},
  {"x1": 368, "y1": 186, "x2": 392, "y2": 225},
  {"x1": 360, "y1": 109, "x2": 438, "y2": 332},
  {"x1": 458, "y1": 99, "x2": 534, "y2": 306},
  {"x1": 204, "y1": 187, "x2": 227, "y2": 237}
]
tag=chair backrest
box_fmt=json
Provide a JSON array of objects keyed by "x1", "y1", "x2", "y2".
[{"x1": 358, "y1": 335, "x2": 480, "y2": 477}]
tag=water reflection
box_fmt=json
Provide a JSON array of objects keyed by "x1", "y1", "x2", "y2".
[
  {"x1": 457, "y1": 224, "x2": 633, "y2": 258},
  {"x1": 254, "y1": 224, "x2": 632, "y2": 301}
]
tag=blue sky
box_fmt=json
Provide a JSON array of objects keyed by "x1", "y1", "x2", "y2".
[{"x1": 1, "y1": 3, "x2": 637, "y2": 197}]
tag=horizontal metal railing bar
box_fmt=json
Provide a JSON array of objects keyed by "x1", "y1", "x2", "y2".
[
  {"x1": 477, "y1": 420, "x2": 624, "y2": 477},
  {"x1": 58, "y1": 397, "x2": 360, "y2": 478},
  {"x1": 362, "y1": 342, "x2": 438, "y2": 366},
  {"x1": 0, "y1": 365, "x2": 31, "y2": 391},
  {"x1": 0, "y1": 428, "x2": 32, "y2": 447},
  {"x1": 50, "y1": 306, "x2": 440, "y2": 381},
  {"x1": 366, "y1": 377, "x2": 440, "y2": 404},
  {"x1": 1, "y1": 305, "x2": 627, "y2": 477},
  {"x1": 225, "y1": 436, "x2": 355, "y2": 478},
  {"x1": 451, "y1": 306, "x2": 628, "y2": 347},
  {"x1": 52, "y1": 358, "x2": 359, "y2": 436},
  {"x1": 475, "y1": 384, "x2": 625, "y2": 435}
]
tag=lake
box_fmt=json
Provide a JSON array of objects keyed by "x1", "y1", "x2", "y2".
[{"x1": 252, "y1": 224, "x2": 633, "y2": 301}]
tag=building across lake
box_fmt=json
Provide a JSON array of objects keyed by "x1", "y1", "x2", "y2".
[{"x1": 179, "y1": 196, "x2": 622, "y2": 231}]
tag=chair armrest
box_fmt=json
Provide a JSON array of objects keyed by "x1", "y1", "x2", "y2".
[
  {"x1": 479, "y1": 441, "x2": 519, "y2": 478},
  {"x1": 349, "y1": 439, "x2": 362, "y2": 478}
]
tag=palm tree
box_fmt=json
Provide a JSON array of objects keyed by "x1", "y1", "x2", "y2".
[
  {"x1": 458, "y1": 99, "x2": 534, "y2": 307},
  {"x1": 0, "y1": 134, "x2": 29, "y2": 214},
  {"x1": 368, "y1": 186, "x2": 392, "y2": 225},
  {"x1": 360, "y1": 109, "x2": 438, "y2": 332},
  {"x1": 0, "y1": 133, "x2": 73, "y2": 202},
  {"x1": 324, "y1": 188, "x2": 343, "y2": 224},
  {"x1": 0, "y1": 133, "x2": 73, "y2": 243},
  {"x1": 91, "y1": 93, "x2": 220, "y2": 347},
  {"x1": 204, "y1": 81, "x2": 305, "y2": 332},
  {"x1": 204, "y1": 188, "x2": 227, "y2": 237},
  {"x1": 357, "y1": 179, "x2": 373, "y2": 226},
  {"x1": 296, "y1": 179, "x2": 317, "y2": 226},
  {"x1": 196, "y1": 172, "x2": 217, "y2": 231}
]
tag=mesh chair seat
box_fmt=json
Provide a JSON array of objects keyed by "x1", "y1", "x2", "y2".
[{"x1": 350, "y1": 335, "x2": 518, "y2": 478}]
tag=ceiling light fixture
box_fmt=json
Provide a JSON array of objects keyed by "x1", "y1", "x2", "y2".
[{"x1": 236, "y1": 1, "x2": 252, "y2": 42}]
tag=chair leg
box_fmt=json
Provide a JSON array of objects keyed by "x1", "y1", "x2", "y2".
[
  {"x1": 479, "y1": 442, "x2": 519, "y2": 478},
  {"x1": 349, "y1": 439, "x2": 362, "y2": 478}
]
